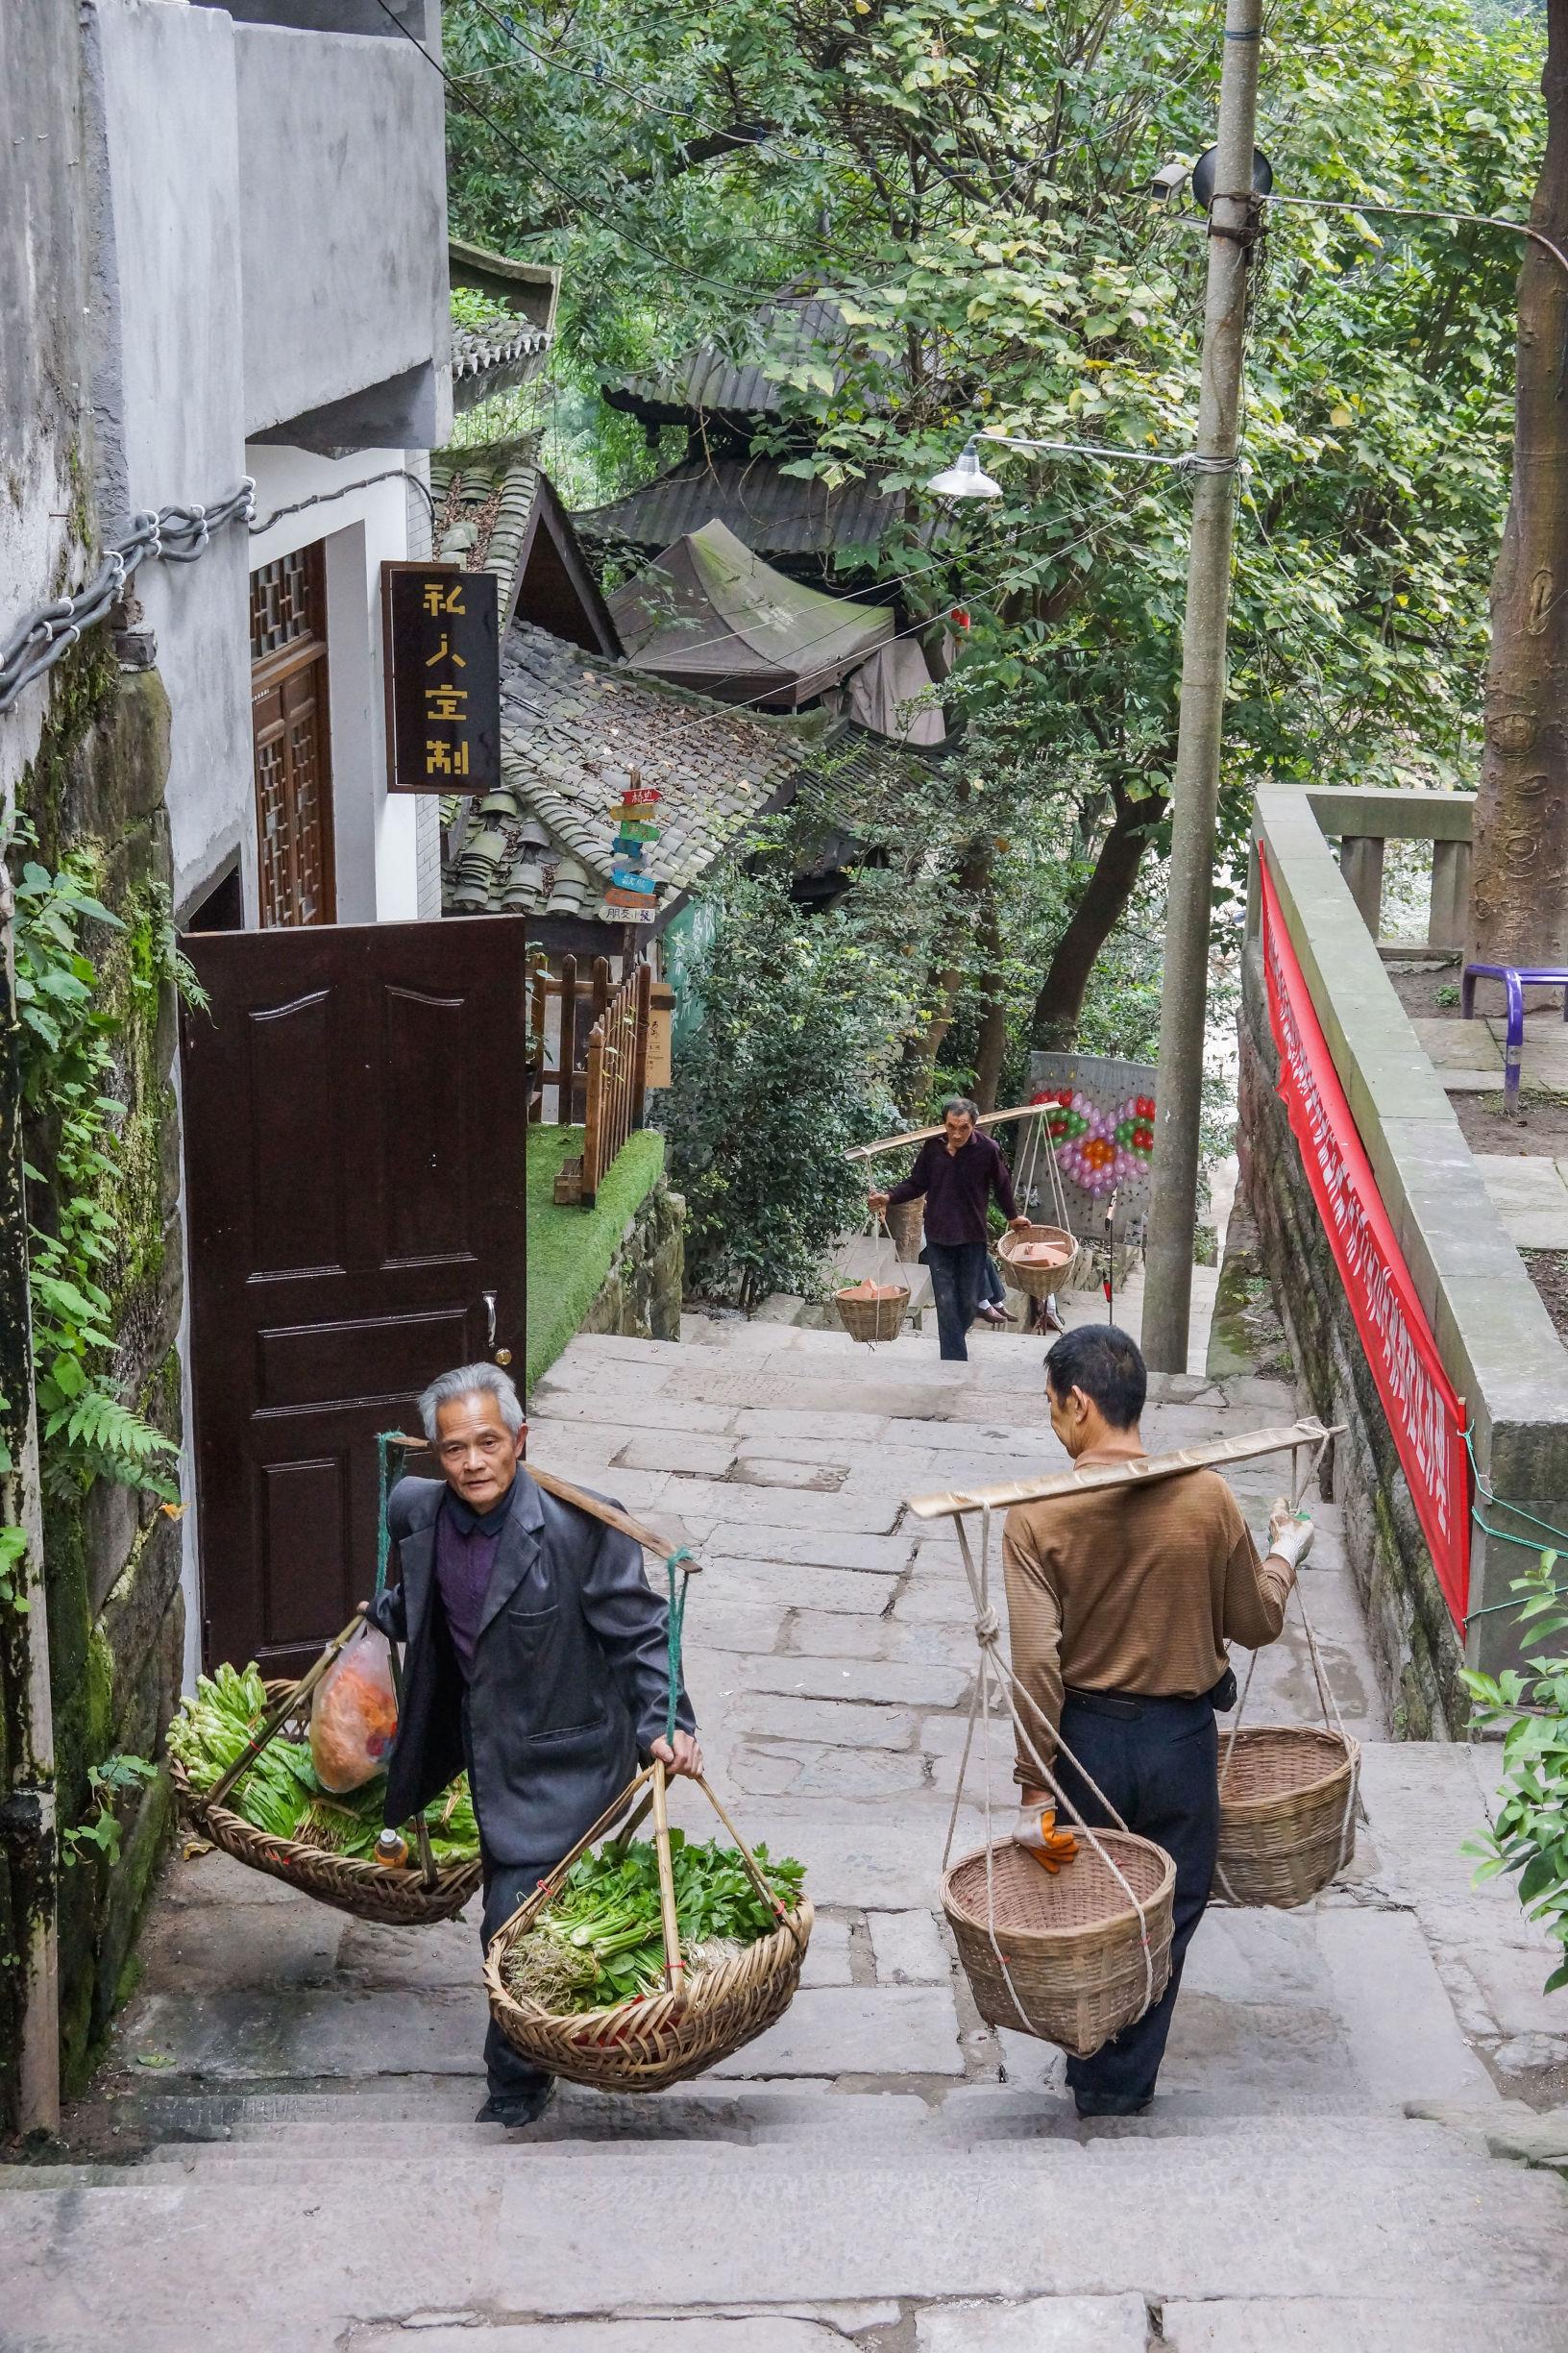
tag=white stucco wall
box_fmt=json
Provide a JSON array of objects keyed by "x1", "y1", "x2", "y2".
[{"x1": 245, "y1": 445, "x2": 422, "y2": 923}]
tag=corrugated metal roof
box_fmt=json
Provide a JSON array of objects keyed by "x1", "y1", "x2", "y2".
[{"x1": 575, "y1": 455, "x2": 904, "y2": 562}]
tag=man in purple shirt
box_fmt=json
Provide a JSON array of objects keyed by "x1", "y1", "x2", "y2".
[
  {"x1": 368, "y1": 1362, "x2": 699, "y2": 2128},
  {"x1": 870, "y1": 1096, "x2": 1032, "y2": 1361}
]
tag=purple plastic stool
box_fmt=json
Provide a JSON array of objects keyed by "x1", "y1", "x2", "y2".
[{"x1": 1462, "y1": 961, "x2": 1568, "y2": 1109}]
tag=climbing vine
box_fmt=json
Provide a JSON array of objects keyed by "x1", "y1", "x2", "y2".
[
  {"x1": 7, "y1": 827, "x2": 200, "y2": 1504},
  {"x1": 1462, "y1": 1551, "x2": 1568, "y2": 1995}
]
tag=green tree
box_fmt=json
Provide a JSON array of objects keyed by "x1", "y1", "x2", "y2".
[
  {"x1": 444, "y1": 0, "x2": 1542, "y2": 1058},
  {"x1": 661, "y1": 869, "x2": 908, "y2": 1305}
]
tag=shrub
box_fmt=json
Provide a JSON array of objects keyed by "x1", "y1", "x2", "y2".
[{"x1": 662, "y1": 870, "x2": 905, "y2": 1309}]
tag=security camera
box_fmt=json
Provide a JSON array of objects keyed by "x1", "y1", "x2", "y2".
[{"x1": 1148, "y1": 159, "x2": 1190, "y2": 204}]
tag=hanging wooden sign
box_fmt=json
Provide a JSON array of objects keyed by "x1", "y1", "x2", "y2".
[{"x1": 380, "y1": 561, "x2": 502, "y2": 794}]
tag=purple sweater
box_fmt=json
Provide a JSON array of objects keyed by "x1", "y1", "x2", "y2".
[
  {"x1": 433, "y1": 1486, "x2": 513, "y2": 1679},
  {"x1": 887, "y1": 1131, "x2": 1019, "y2": 1247}
]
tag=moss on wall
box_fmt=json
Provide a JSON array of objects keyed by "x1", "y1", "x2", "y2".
[{"x1": 7, "y1": 654, "x2": 184, "y2": 2099}]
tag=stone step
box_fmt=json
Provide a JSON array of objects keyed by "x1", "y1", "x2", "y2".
[
  {"x1": 143, "y1": 2112, "x2": 1502, "y2": 2170},
  {"x1": 4, "y1": 2130, "x2": 1565, "y2": 2346}
]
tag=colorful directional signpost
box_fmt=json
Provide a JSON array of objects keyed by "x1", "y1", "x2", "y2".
[{"x1": 602, "y1": 769, "x2": 662, "y2": 926}]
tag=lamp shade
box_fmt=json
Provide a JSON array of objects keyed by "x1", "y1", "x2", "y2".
[
  {"x1": 1191, "y1": 144, "x2": 1274, "y2": 210},
  {"x1": 926, "y1": 441, "x2": 1003, "y2": 501}
]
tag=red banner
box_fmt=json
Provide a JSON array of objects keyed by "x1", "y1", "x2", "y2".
[{"x1": 1259, "y1": 851, "x2": 1471, "y2": 1624}]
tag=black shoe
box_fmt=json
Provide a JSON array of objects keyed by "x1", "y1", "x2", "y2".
[{"x1": 476, "y1": 2081, "x2": 555, "y2": 2128}]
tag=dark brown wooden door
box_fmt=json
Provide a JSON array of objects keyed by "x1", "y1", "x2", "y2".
[
  {"x1": 251, "y1": 546, "x2": 336, "y2": 927},
  {"x1": 180, "y1": 917, "x2": 528, "y2": 1676}
]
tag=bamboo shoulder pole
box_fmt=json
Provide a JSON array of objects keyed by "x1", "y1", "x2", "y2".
[{"x1": 908, "y1": 1417, "x2": 1342, "y2": 1521}]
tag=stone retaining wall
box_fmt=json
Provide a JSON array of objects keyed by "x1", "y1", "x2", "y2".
[
  {"x1": 579, "y1": 1178, "x2": 685, "y2": 1345},
  {"x1": 1235, "y1": 935, "x2": 1465, "y2": 1738}
]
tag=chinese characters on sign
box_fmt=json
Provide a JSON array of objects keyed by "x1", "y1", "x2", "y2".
[
  {"x1": 1259, "y1": 850, "x2": 1471, "y2": 1625},
  {"x1": 600, "y1": 769, "x2": 663, "y2": 926},
  {"x1": 381, "y1": 562, "x2": 501, "y2": 794}
]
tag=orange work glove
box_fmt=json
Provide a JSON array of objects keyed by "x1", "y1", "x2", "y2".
[{"x1": 1014, "y1": 1802, "x2": 1079, "y2": 1874}]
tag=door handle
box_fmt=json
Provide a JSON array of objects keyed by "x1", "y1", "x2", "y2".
[{"x1": 482, "y1": 1289, "x2": 498, "y2": 1349}]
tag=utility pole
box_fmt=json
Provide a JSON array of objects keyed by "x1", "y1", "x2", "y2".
[{"x1": 1140, "y1": 0, "x2": 1263, "y2": 1374}]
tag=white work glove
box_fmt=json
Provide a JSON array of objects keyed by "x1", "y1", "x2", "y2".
[
  {"x1": 1267, "y1": 1497, "x2": 1313, "y2": 1573},
  {"x1": 1013, "y1": 1802, "x2": 1078, "y2": 1873}
]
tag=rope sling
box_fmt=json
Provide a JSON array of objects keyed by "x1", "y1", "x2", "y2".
[{"x1": 942, "y1": 1497, "x2": 1162, "y2": 2039}]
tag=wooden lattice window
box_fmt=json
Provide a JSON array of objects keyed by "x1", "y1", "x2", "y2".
[{"x1": 249, "y1": 543, "x2": 335, "y2": 928}]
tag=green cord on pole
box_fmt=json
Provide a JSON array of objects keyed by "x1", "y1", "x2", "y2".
[
  {"x1": 665, "y1": 1546, "x2": 692, "y2": 1745},
  {"x1": 376, "y1": 1430, "x2": 407, "y2": 1597}
]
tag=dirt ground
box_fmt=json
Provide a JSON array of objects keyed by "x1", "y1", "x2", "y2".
[
  {"x1": 1522, "y1": 1249, "x2": 1568, "y2": 1345},
  {"x1": 1387, "y1": 963, "x2": 1568, "y2": 1154}
]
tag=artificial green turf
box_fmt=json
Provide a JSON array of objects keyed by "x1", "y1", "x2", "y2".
[{"x1": 526, "y1": 1124, "x2": 667, "y2": 1394}]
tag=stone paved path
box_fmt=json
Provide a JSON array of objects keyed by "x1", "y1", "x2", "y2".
[{"x1": 7, "y1": 1319, "x2": 1568, "y2": 2351}]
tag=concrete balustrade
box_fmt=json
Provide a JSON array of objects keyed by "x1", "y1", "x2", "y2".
[{"x1": 1243, "y1": 786, "x2": 1568, "y2": 1701}]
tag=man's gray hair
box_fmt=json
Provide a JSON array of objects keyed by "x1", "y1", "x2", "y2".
[
  {"x1": 943, "y1": 1095, "x2": 981, "y2": 1124},
  {"x1": 418, "y1": 1361, "x2": 525, "y2": 1442}
]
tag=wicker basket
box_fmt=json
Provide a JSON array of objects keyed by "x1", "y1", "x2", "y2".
[
  {"x1": 997, "y1": 1223, "x2": 1076, "y2": 1301},
  {"x1": 943, "y1": 1832, "x2": 1175, "y2": 2057},
  {"x1": 171, "y1": 1678, "x2": 481, "y2": 1926},
  {"x1": 884, "y1": 1198, "x2": 925, "y2": 1261},
  {"x1": 484, "y1": 1758, "x2": 813, "y2": 2092},
  {"x1": 1214, "y1": 1727, "x2": 1360, "y2": 1908},
  {"x1": 485, "y1": 1897, "x2": 814, "y2": 2093},
  {"x1": 834, "y1": 1283, "x2": 910, "y2": 1342}
]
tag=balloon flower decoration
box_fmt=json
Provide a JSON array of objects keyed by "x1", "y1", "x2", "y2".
[{"x1": 1034, "y1": 1088, "x2": 1156, "y2": 1200}]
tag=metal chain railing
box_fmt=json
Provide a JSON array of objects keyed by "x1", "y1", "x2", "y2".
[{"x1": 0, "y1": 481, "x2": 256, "y2": 715}]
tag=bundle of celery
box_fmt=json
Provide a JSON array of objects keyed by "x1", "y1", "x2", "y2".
[
  {"x1": 168, "y1": 1660, "x2": 478, "y2": 1864},
  {"x1": 502, "y1": 1828, "x2": 805, "y2": 2014}
]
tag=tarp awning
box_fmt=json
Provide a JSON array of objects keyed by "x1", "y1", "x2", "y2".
[{"x1": 607, "y1": 518, "x2": 894, "y2": 709}]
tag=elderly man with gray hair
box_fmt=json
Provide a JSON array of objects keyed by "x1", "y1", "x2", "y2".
[{"x1": 365, "y1": 1360, "x2": 700, "y2": 2127}]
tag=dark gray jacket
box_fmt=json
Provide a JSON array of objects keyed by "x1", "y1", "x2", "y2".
[{"x1": 367, "y1": 1468, "x2": 695, "y2": 1870}]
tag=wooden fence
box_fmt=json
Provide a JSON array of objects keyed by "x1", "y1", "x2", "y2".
[
  {"x1": 528, "y1": 952, "x2": 613, "y2": 1126},
  {"x1": 581, "y1": 962, "x2": 651, "y2": 1208}
]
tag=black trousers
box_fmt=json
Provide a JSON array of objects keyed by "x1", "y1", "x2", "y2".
[
  {"x1": 479, "y1": 1852, "x2": 556, "y2": 2102},
  {"x1": 1053, "y1": 1688, "x2": 1220, "y2": 2115},
  {"x1": 926, "y1": 1239, "x2": 989, "y2": 1360}
]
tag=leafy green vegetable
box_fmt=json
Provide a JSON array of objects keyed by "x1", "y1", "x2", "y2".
[
  {"x1": 167, "y1": 1660, "x2": 478, "y2": 1863},
  {"x1": 503, "y1": 1828, "x2": 805, "y2": 2014}
]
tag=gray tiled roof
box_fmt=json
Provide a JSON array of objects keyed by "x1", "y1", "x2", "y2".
[
  {"x1": 576, "y1": 454, "x2": 905, "y2": 565},
  {"x1": 429, "y1": 445, "x2": 543, "y2": 627},
  {"x1": 602, "y1": 291, "x2": 872, "y2": 428},
  {"x1": 452, "y1": 317, "x2": 551, "y2": 388},
  {"x1": 446, "y1": 621, "x2": 817, "y2": 923}
]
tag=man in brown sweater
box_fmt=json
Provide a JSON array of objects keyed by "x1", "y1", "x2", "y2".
[{"x1": 1002, "y1": 1323, "x2": 1313, "y2": 2117}]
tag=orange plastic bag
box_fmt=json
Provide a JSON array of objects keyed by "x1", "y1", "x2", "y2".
[
  {"x1": 838, "y1": 1277, "x2": 906, "y2": 1302},
  {"x1": 309, "y1": 1623, "x2": 399, "y2": 1794}
]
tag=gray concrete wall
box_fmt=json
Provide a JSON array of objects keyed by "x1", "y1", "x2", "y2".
[
  {"x1": 233, "y1": 21, "x2": 450, "y2": 440},
  {"x1": 0, "y1": 4, "x2": 97, "y2": 809},
  {"x1": 85, "y1": 0, "x2": 253, "y2": 922}
]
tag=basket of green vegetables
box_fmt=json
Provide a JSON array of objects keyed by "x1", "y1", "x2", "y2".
[
  {"x1": 484, "y1": 1759, "x2": 812, "y2": 2091},
  {"x1": 168, "y1": 1645, "x2": 482, "y2": 1925}
]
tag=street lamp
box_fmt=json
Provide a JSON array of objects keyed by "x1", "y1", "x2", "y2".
[{"x1": 926, "y1": 440, "x2": 1004, "y2": 500}]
